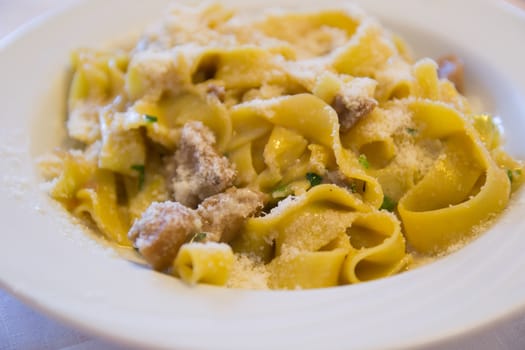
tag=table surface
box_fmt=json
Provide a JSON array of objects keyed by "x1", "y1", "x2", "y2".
[{"x1": 1, "y1": 1, "x2": 525, "y2": 349}]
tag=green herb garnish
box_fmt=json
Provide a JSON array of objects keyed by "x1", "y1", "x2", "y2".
[
  {"x1": 131, "y1": 164, "x2": 145, "y2": 190},
  {"x1": 406, "y1": 128, "x2": 418, "y2": 135},
  {"x1": 348, "y1": 181, "x2": 366, "y2": 193},
  {"x1": 190, "y1": 232, "x2": 207, "y2": 243},
  {"x1": 380, "y1": 195, "x2": 397, "y2": 212},
  {"x1": 272, "y1": 183, "x2": 290, "y2": 198},
  {"x1": 358, "y1": 154, "x2": 369, "y2": 169},
  {"x1": 507, "y1": 168, "x2": 523, "y2": 183},
  {"x1": 306, "y1": 172, "x2": 323, "y2": 187},
  {"x1": 144, "y1": 114, "x2": 158, "y2": 123}
]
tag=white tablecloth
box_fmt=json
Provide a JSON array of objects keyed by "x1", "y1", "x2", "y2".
[
  {"x1": 1, "y1": 1, "x2": 525, "y2": 349},
  {"x1": 0, "y1": 291, "x2": 125, "y2": 350}
]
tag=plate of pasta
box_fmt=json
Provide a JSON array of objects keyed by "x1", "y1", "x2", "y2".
[{"x1": 1, "y1": 0, "x2": 525, "y2": 348}]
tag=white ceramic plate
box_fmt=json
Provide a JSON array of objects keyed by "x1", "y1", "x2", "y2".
[{"x1": 1, "y1": 0, "x2": 525, "y2": 349}]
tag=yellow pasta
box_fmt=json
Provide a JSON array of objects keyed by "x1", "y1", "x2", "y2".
[
  {"x1": 341, "y1": 211, "x2": 409, "y2": 283},
  {"x1": 99, "y1": 109, "x2": 146, "y2": 176},
  {"x1": 268, "y1": 249, "x2": 348, "y2": 289},
  {"x1": 397, "y1": 101, "x2": 511, "y2": 253},
  {"x1": 174, "y1": 242, "x2": 235, "y2": 286},
  {"x1": 74, "y1": 169, "x2": 131, "y2": 246},
  {"x1": 40, "y1": 3, "x2": 523, "y2": 290}
]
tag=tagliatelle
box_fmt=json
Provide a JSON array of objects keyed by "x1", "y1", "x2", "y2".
[
  {"x1": 39, "y1": 3, "x2": 523, "y2": 289},
  {"x1": 397, "y1": 101, "x2": 511, "y2": 253},
  {"x1": 174, "y1": 242, "x2": 235, "y2": 285}
]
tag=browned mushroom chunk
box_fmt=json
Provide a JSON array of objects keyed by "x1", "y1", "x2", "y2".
[
  {"x1": 169, "y1": 121, "x2": 236, "y2": 208},
  {"x1": 128, "y1": 201, "x2": 201, "y2": 270},
  {"x1": 437, "y1": 55, "x2": 465, "y2": 93},
  {"x1": 331, "y1": 95, "x2": 377, "y2": 132},
  {"x1": 196, "y1": 187, "x2": 265, "y2": 243}
]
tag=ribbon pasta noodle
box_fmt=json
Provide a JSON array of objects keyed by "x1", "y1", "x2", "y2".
[
  {"x1": 175, "y1": 242, "x2": 235, "y2": 285},
  {"x1": 39, "y1": 3, "x2": 523, "y2": 289}
]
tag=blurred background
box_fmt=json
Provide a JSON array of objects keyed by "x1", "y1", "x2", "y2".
[{"x1": 1, "y1": 0, "x2": 523, "y2": 37}]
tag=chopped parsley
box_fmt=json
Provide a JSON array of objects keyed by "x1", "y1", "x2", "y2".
[
  {"x1": 380, "y1": 195, "x2": 397, "y2": 212},
  {"x1": 348, "y1": 181, "x2": 367, "y2": 193},
  {"x1": 144, "y1": 114, "x2": 158, "y2": 123},
  {"x1": 130, "y1": 164, "x2": 145, "y2": 190},
  {"x1": 272, "y1": 183, "x2": 290, "y2": 198},
  {"x1": 190, "y1": 232, "x2": 207, "y2": 243},
  {"x1": 358, "y1": 154, "x2": 370, "y2": 169},
  {"x1": 507, "y1": 168, "x2": 522, "y2": 183},
  {"x1": 406, "y1": 127, "x2": 418, "y2": 135},
  {"x1": 306, "y1": 172, "x2": 323, "y2": 187}
]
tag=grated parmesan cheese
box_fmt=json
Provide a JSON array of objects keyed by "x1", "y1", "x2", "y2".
[{"x1": 226, "y1": 254, "x2": 269, "y2": 289}]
